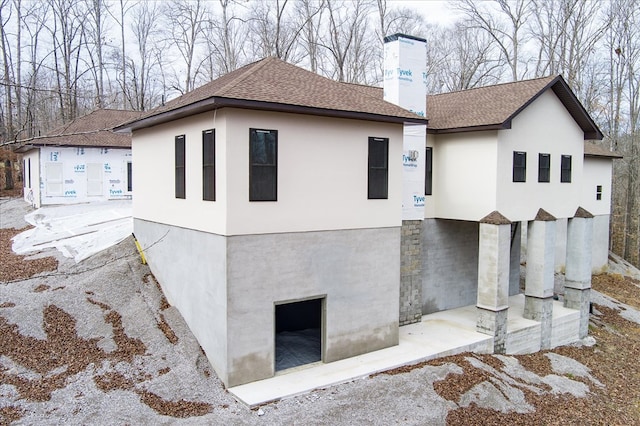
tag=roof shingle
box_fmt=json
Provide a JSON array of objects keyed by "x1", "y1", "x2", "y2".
[
  {"x1": 17, "y1": 109, "x2": 140, "y2": 150},
  {"x1": 118, "y1": 57, "x2": 427, "y2": 131}
]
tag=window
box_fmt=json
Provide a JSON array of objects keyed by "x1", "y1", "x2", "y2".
[
  {"x1": 425, "y1": 147, "x2": 433, "y2": 195},
  {"x1": 596, "y1": 185, "x2": 603, "y2": 200},
  {"x1": 202, "y1": 129, "x2": 215, "y2": 201},
  {"x1": 27, "y1": 158, "x2": 31, "y2": 188},
  {"x1": 250, "y1": 128, "x2": 277, "y2": 201},
  {"x1": 23, "y1": 160, "x2": 26, "y2": 188},
  {"x1": 175, "y1": 135, "x2": 186, "y2": 199},
  {"x1": 127, "y1": 162, "x2": 133, "y2": 192},
  {"x1": 513, "y1": 151, "x2": 526, "y2": 182},
  {"x1": 368, "y1": 137, "x2": 389, "y2": 199},
  {"x1": 561, "y1": 155, "x2": 572, "y2": 183},
  {"x1": 538, "y1": 153, "x2": 550, "y2": 182}
]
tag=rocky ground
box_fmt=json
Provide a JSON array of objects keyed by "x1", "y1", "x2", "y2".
[{"x1": 1, "y1": 195, "x2": 639, "y2": 425}]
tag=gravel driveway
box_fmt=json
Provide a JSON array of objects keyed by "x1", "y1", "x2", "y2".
[{"x1": 1, "y1": 197, "x2": 636, "y2": 425}]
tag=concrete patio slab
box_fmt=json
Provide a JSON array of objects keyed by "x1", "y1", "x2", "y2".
[{"x1": 228, "y1": 294, "x2": 581, "y2": 407}]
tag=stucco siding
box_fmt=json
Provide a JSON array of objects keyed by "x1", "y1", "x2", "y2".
[
  {"x1": 225, "y1": 227, "x2": 400, "y2": 386},
  {"x1": 132, "y1": 110, "x2": 228, "y2": 235},
  {"x1": 421, "y1": 219, "x2": 479, "y2": 313},
  {"x1": 224, "y1": 109, "x2": 403, "y2": 235},
  {"x1": 582, "y1": 157, "x2": 614, "y2": 216},
  {"x1": 429, "y1": 132, "x2": 499, "y2": 221},
  {"x1": 133, "y1": 219, "x2": 229, "y2": 384},
  {"x1": 497, "y1": 90, "x2": 584, "y2": 221}
]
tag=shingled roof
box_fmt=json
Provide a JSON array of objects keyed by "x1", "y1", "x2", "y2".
[
  {"x1": 584, "y1": 141, "x2": 623, "y2": 159},
  {"x1": 425, "y1": 75, "x2": 603, "y2": 139},
  {"x1": 15, "y1": 109, "x2": 140, "y2": 152},
  {"x1": 116, "y1": 57, "x2": 427, "y2": 132}
]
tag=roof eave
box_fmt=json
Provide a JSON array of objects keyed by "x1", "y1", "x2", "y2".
[
  {"x1": 115, "y1": 97, "x2": 428, "y2": 132},
  {"x1": 427, "y1": 122, "x2": 509, "y2": 135}
]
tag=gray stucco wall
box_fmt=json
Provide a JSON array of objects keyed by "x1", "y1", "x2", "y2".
[
  {"x1": 225, "y1": 227, "x2": 400, "y2": 387},
  {"x1": 421, "y1": 219, "x2": 479, "y2": 314},
  {"x1": 133, "y1": 219, "x2": 229, "y2": 383},
  {"x1": 421, "y1": 219, "x2": 522, "y2": 316}
]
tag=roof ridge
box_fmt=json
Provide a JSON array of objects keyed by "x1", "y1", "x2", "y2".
[
  {"x1": 216, "y1": 57, "x2": 276, "y2": 97},
  {"x1": 430, "y1": 75, "x2": 557, "y2": 98}
]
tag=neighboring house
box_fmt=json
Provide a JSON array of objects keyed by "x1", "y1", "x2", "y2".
[
  {"x1": 14, "y1": 109, "x2": 140, "y2": 208},
  {"x1": 117, "y1": 36, "x2": 618, "y2": 388}
]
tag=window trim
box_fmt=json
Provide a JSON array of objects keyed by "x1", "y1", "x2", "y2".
[
  {"x1": 538, "y1": 153, "x2": 550, "y2": 183},
  {"x1": 202, "y1": 129, "x2": 216, "y2": 201},
  {"x1": 425, "y1": 146, "x2": 433, "y2": 195},
  {"x1": 368, "y1": 137, "x2": 389, "y2": 200},
  {"x1": 175, "y1": 135, "x2": 186, "y2": 199},
  {"x1": 560, "y1": 154, "x2": 572, "y2": 183},
  {"x1": 513, "y1": 151, "x2": 526, "y2": 183},
  {"x1": 249, "y1": 128, "x2": 278, "y2": 202}
]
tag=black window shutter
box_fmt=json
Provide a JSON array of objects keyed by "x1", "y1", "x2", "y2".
[{"x1": 175, "y1": 135, "x2": 186, "y2": 199}]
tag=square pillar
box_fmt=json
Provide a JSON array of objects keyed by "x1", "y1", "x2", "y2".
[
  {"x1": 477, "y1": 211, "x2": 512, "y2": 353},
  {"x1": 564, "y1": 207, "x2": 594, "y2": 338},
  {"x1": 524, "y1": 209, "x2": 556, "y2": 349}
]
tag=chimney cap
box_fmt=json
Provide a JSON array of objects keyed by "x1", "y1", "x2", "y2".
[{"x1": 383, "y1": 33, "x2": 426, "y2": 44}]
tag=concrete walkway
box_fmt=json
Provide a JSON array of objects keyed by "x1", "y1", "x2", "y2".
[{"x1": 229, "y1": 294, "x2": 580, "y2": 407}]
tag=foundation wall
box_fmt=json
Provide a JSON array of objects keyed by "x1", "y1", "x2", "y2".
[
  {"x1": 133, "y1": 219, "x2": 229, "y2": 383},
  {"x1": 421, "y1": 219, "x2": 479, "y2": 314},
  {"x1": 225, "y1": 227, "x2": 401, "y2": 387}
]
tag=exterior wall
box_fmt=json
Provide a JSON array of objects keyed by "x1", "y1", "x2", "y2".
[
  {"x1": 428, "y1": 131, "x2": 499, "y2": 221},
  {"x1": 582, "y1": 157, "x2": 614, "y2": 216},
  {"x1": 224, "y1": 109, "x2": 403, "y2": 235},
  {"x1": 591, "y1": 214, "x2": 610, "y2": 273},
  {"x1": 225, "y1": 227, "x2": 400, "y2": 387},
  {"x1": 496, "y1": 90, "x2": 584, "y2": 221},
  {"x1": 132, "y1": 108, "x2": 403, "y2": 236},
  {"x1": 34, "y1": 146, "x2": 131, "y2": 206},
  {"x1": 133, "y1": 219, "x2": 229, "y2": 384},
  {"x1": 133, "y1": 111, "x2": 228, "y2": 235},
  {"x1": 421, "y1": 219, "x2": 479, "y2": 313},
  {"x1": 22, "y1": 149, "x2": 40, "y2": 207}
]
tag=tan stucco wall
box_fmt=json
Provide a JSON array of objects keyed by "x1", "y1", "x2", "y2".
[
  {"x1": 132, "y1": 108, "x2": 404, "y2": 236},
  {"x1": 497, "y1": 90, "x2": 584, "y2": 221}
]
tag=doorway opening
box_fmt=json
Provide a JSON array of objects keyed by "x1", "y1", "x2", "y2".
[{"x1": 275, "y1": 298, "x2": 323, "y2": 372}]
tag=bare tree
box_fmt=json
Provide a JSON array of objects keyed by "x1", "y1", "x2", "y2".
[
  {"x1": 122, "y1": 1, "x2": 163, "y2": 111},
  {"x1": 433, "y1": 23, "x2": 504, "y2": 92},
  {"x1": 202, "y1": 0, "x2": 246, "y2": 79},
  {"x1": 604, "y1": 0, "x2": 640, "y2": 266},
  {"x1": 85, "y1": 0, "x2": 110, "y2": 109},
  {"x1": 0, "y1": 0, "x2": 15, "y2": 140},
  {"x1": 321, "y1": 0, "x2": 374, "y2": 83},
  {"x1": 295, "y1": 0, "x2": 325, "y2": 73},
  {"x1": 47, "y1": 0, "x2": 90, "y2": 122},
  {"x1": 456, "y1": 0, "x2": 532, "y2": 81},
  {"x1": 163, "y1": 0, "x2": 209, "y2": 95}
]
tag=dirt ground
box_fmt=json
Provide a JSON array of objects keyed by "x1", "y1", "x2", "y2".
[{"x1": 1, "y1": 197, "x2": 640, "y2": 425}]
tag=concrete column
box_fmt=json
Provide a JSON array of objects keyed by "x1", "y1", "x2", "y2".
[
  {"x1": 477, "y1": 211, "x2": 512, "y2": 353},
  {"x1": 564, "y1": 207, "x2": 594, "y2": 338},
  {"x1": 400, "y1": 220, "x2": 423, "y2": 325},
  {"x1": 524, "y1": 209, "x2": 556, "y2": 349}
]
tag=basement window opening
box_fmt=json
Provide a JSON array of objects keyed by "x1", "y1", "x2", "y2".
[{"x1": 275, "y1": 298, "x2": 323, "y2": 372}]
